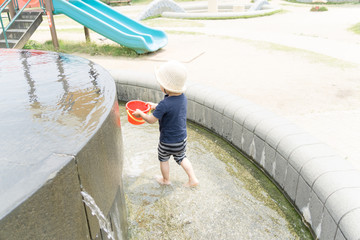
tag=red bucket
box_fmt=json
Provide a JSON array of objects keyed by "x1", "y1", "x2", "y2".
[{"x1": 125, "y1": 100, "x2": 150, "y2": 125}]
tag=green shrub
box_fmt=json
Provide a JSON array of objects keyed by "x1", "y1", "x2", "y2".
[{"x1": 310, "y1": 6, "x2": 328, "y2": 11}]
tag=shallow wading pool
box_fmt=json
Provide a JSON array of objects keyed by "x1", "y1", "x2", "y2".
[{"x1": 119, "y1": 103, "x2": 313, "y2": 239}]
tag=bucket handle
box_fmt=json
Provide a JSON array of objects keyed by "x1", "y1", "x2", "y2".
[{"x1": 126, "y1": 110, "x2": 146, "y2": 123}]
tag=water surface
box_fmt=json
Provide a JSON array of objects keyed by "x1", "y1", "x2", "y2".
[
  {"x1": 120, "y1": 103, "x2": 312, "y2": 239},
  {"x1": 0, "y1": 49, "x2": 115, "y2": 218}
]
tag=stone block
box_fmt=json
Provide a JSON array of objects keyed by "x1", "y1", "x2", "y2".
[
  {"x1": 203, "y1": 88, "x2": 226, "y2": 109},
  {"x1": 283, "y1": 164, "x2": 299, "y2": 201},
  {"x1": 112, "y1": 70, "x2": 157, "y2": 90},
  {"x1": 265, "y1": 124, "x2": 304, "y2": 150},
  {"x1": 243, "y1": 109, "x2": 277, "y2": 132},
  {"x1": 325, "y1": 188, "x2": 360, "y2": 224},
  {"x1": 204, "y1": 107, "x2": 214, "y2": 130},
  {"x1": 115, "y1": 82, "x2": 122, "y2": 97},
  {"x1": 110, "y1": 70, "x2": 130, "y2": 85},
  {"x1": 319, "y1": 208, "x2": 337, "y2": 240},
  {"x1": 277, "y1": 133, "x2": 320, "y2": 160},
  {"x1": 210, "y1": 110, "x2": 224, "y2": 135},
  {"x1": 253, "y1": 135, "x2": 265, "y2": 166},
  {"x1": 194, "y1": 102, "x2": 206, "y2": 125},
  {"x1": 213, "y1": 94, "x2": 239, "y2": 115},
  {"x1": 222, "y1": 116, "x2": 234, "y2": 142},
  {"x1": 187, "y1": 100, "x2": 195, "y2": 121},
  {"x1": 194, "y1": 86, "x2": 216, "y2": 105},
  {"x1": 153, "y1": 90, "x2": 164, "y2": 103},
  {"x1": 116, "y1": 83, "x2": 127, "y2": 102},
  {"x1": 295, "y1": 176, "x2": 312, "y2": 213},
  {"x1": 138, "y1": 87, "x2": 151, "y2": 102},
  {"x1": 274, "y1": 152, "x2": 288, "y2": 188},
  {"x1": 242, "y1": 127, "x2": 254, "y2": 157},
  {"x1": 263, "y1": 143, "x2": 276, "y2": 177},
  {"x1": 300, "y1": 156, "x2": 354, "y2": 187},
  {"x1": 125, "y1": 73, "x2": 146, "y2": 87},
  {"x1": 288, "y1": 143, "x2": 338, "y2": 173},
  {"x1": 233, "y1": 103, "x2": 264, "y2": 127},
  {"x1": 231, "y1": 122, "x2": 243, "y2": 149},
  {"x1": 339, "y1": 208, "x2": 360, "y2": 240},
  {"x1": 254, "y1": 116, "x2": 290, "y2": 141},
  {"x1": 313, "y1": 171, "x2": 360, "y2": 203},
  {"x1": 309, "y1": 192, "x2": 325, "y2": 235},
  {"x1": 118, "y1": 84, "x2": 131, "y2": 102},
  {"x1": 126, "y1": 85, "x2": 140, "y2": 101},
  {"x1": 223, "y1": 97, "x2": 252, "y2": 120},
  {"x1": 185, "y1": 83, "x2": 204, "y2": 101},
  {"x1": 139, "y1": 75, "x2": 158, "y2": 90}
]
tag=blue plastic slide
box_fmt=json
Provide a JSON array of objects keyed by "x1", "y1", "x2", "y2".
[{"x1": 52, "y1": 0, "x2": 167, "y2": 53}]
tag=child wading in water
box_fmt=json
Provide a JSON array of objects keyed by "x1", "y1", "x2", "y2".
[{"x1": 133, "y1": 60, "x2": 199, "y2": 187}]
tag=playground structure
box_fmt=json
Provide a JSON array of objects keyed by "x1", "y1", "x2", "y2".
[{"x1": 0, "y1": 0, "x2": 167, "y2": 53}]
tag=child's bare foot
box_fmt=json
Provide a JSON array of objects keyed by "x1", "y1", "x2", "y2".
[
  {"x1": 183, "y1": 179, "x2": 199, "y2": 187},
  {"x1": 155, "y1": 175, "x2": 171, "y2": 185}
]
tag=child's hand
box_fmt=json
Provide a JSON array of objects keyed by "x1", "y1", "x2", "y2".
[
  {"x1": 146, "y1": 102, "x2": 157, "y2": 110},
  {"x1": 132, "y1": 109, "x2": 143, "y2": 118}
]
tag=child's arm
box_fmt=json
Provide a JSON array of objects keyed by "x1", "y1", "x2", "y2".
[
  {"x1": 133, "y1": 109, "x2": 158, "y2": 124},
  {"x1": 146, "y1": 102, "x2": 158, "y2": 110}
]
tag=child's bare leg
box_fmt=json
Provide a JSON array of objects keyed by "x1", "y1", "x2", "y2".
[
  {"x1": 180, "y1": 158, "x2": 199, "y2": 187},
  {"x1": 156, "y1": 161, "x2": 171, "y2": 185}
]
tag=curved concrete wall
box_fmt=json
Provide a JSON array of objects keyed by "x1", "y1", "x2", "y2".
[
  {"x1": 0, "y1": 104, "x2": 127, "y2": 239},
  {"x1": 112, "y1": 70, "x2": 360, "y2": 240},
  {"x1": 0, "y1": 50, "x2": 127, "y2": 240}
]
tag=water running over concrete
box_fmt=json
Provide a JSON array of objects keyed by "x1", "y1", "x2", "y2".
[
  {"x1": 0, "y1": 49, "x2": 127, "y2": 239},
  {"x1": 119, "y1": 103, "x2": 312, "y2": 239}
]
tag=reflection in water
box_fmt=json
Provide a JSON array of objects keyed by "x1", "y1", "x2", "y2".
[
  {"x1": 17, "y1": 50, "x2": 104, "y2": 130},
  {"x1": 0, "y1": 49, "x2": 115, "y2": 219},
  {"x1": 20, "y1": 51, "x2": 38, "y2": 105},
  {"x1": 119, "y1": 104, "x2": 312, "y2": 240}
]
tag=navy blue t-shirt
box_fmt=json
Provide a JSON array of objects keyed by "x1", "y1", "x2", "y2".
[{"x1": 152, "y1": 94, "x2": 187, "y2": 143}]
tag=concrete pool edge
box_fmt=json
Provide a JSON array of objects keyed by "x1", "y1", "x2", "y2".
[
  {"x1": 0, "y1": 50, "x2": 128, "y2": 239},
  {"x1": 112, "y1": 70, "x2": 360, "y2": 240}
]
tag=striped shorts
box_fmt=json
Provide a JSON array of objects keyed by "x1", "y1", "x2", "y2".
[{"x1": 158, "y1": 138, "x2": 187, "y2": 165}]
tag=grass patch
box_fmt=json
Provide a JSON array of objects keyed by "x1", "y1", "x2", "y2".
[
  {"x1": 285, "y1": 0, "x2": 359, "y2": 4},
  {"x1": 349, "y1": 22, "x2": 360, "y2": 35},
  {"x1": 23, "y1": 40, "x2": 138, "y2": 57}
]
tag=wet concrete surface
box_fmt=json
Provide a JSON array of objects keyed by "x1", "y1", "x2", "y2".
[
  {"x1": 119, "y1": 103, "x2": 313, "y2": 239},
  {"x1": 0, "y1": 49, "x2": 127, "y2": 239}
]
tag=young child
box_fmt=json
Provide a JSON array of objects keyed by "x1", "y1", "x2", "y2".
[{"x1": 132, "y1": 60, "x2": 199, "y2": 187}]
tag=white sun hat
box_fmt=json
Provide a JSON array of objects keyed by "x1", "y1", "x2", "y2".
[{"x1": 155, "y1": 60, "x2": 187, "y2": 93}]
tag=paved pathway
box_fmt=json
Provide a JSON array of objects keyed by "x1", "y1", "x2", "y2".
[{"x1": 31, "y1": 0, "x2": 360, "y2": 170}]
